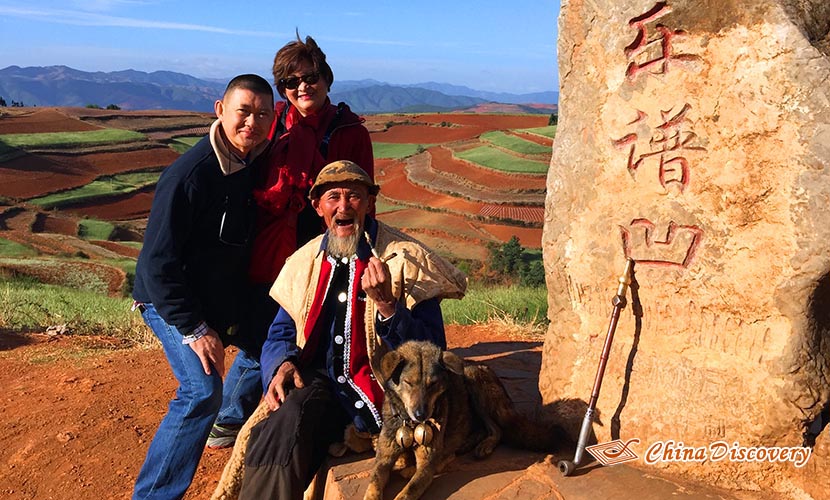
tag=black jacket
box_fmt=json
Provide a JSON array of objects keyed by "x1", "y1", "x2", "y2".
[{"x1": 133, "y1": 135, "x2": 256, "y2": 336}]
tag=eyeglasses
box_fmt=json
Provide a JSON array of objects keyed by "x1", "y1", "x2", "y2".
[{"x1": 278, "y1": 72, "x2": 320, "y2": 90}]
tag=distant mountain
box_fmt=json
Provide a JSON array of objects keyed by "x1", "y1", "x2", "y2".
[
  {"x1": 0, "y1": 66, "x2": 557, "y2": 114},
  {"x1": 401, "y1": 81, "x2": 558, "y2": 105},
  {"x1": 0, "y1": 65, "x2": 226, "y2": 111}
]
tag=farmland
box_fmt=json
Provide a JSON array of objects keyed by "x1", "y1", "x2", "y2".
[{"x1": 0, "y1": 106, "x2": 551, "y2": 302}]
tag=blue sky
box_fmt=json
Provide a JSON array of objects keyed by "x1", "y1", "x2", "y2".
[{"x1": 0, "y1": 1, "x2": 560, "y2": 94}]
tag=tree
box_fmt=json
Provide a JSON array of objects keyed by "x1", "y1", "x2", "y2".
[
  {"x1": 106, "y1": 104, "x2": 121, "y2": 110},
  {"x1": 85, "y1": 104, "x2": 102, "y2": 109},
  {"x1": 489, "y1": 236, "x2": 523, "y2": 276},
  {"x1": 0, "y1": 96, "x2": 6, "y2": 107},
  {"x1": 548, "y1": 113, "x2": 558, "y2": 126}
]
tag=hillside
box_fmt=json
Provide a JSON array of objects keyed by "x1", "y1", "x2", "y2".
[{"x1": 0, "y1": 66, "x2": 558, "y2": 114}]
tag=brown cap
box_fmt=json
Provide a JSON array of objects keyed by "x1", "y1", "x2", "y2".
[{"x1": 309, "y1": 160, "x2": 380, "y2": 198}]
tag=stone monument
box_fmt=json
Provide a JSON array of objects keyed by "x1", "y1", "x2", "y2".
[{"x1": 541, "y1": 0, "x2": 830, "y2": 497}]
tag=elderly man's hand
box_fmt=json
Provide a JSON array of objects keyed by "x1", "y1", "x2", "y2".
[
  {"x1": 265, "y1": 360, "x2": 305, "y2": 411},
  {"x1": 188, "y1": 327, "x2": 225, "y2": 376},
  {"x1": 361, "y1": 256, "x2": 397, "y2": 318}
]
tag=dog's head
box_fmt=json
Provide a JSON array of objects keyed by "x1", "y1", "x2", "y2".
[{"x1": 379, "y1": 340, "x2": 464, "y2": 424}]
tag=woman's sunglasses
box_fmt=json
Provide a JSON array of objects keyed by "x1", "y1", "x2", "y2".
[{"x1": 279, "y1": 72, "x2": 321, "y2": 90}]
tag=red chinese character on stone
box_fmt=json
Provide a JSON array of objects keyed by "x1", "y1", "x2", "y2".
[
  {"x1": 612, "y1": 104, "x2": 705, "y2": 192},
  {"x1": 624, "y1": 2, "x2": 702, "y2": 81}
]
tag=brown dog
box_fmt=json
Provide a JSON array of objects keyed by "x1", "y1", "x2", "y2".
[{"x1": 363, "y1": 340, "x2": 561, "y2": 500}]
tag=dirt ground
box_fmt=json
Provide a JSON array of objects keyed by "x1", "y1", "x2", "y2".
[{"x1": 0, "y1": 324, "x2": 537, "y2": 500}]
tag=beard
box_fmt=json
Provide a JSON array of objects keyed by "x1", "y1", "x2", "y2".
[{"x1": 326, "y1": 226, "x2": 361, "y2": 259}]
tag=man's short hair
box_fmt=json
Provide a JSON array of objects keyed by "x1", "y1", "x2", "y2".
[{"x1": 223, "y1": 74, "x2": 274, "y2": 101}]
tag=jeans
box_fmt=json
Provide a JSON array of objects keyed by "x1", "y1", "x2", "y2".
[{"x1": 132, "y1": 304, "x2": 262, "y2": 500}]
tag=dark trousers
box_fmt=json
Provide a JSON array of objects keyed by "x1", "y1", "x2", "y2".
[{"x1": 239, "y1": 372, "x2": 351, "y2": 500}]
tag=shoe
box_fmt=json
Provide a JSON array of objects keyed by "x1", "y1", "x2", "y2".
[{"x1": 206, "y1": 424, "x2": 241, "y2": 449}]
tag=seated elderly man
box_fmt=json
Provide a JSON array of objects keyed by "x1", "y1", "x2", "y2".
[{"x1": 238, "y1": 160, "x2": 467, "y2": 499}]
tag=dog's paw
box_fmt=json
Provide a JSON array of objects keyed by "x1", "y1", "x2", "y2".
[{"x1": 474, "y1": 441, "x2": 496, "y2": 458}]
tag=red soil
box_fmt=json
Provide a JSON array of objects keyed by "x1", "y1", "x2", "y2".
[
  {"x1": 0, "y1": 108, "x2": 103, "y2": 134},
  {"x1": 0, "y1": 325, "x2": 529, "y2": 500},
  {"x1": 418, "y1": 113, "x2": 549, "y2": 129},
  {"x1": 479, "y1": 205, "x2": 545, "y2": 224},
  {"x1": 67, "y1": 190, "x2": 155, "y2": 221},
  {"x1": 370, "y1": 124, "x2": 485, "y2": 143},
  {"x1": 91, "y1": 240, "x2": 141, "y2": 259},
  {"x1": 0, "y1": 147, "x2": 174, "y2": 199},
  {"x1": 34, "y1": 213, "x2": 78, "y2": 236}
]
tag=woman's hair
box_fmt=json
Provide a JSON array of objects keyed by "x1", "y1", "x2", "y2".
[{"x1": 272, "y1": 32, "x2": 334, "y2": 99}]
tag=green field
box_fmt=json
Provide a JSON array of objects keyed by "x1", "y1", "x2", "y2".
[
  {"x1": 0, "y1": 275, "x2": 146, "y2": 340},
  {"x1": 519, "y1": 125, "x2": 557, "y2": 139},
  {"x1": 441, "y1": 283, "x2": 548, "y2": 326},
  {"x1": 455, "y1": 146, "x2": 549, "y2": 174},
  {"x1": 0, "y1": 129, "x2": 146, "y2": 153},
  {"x1": 480, "y1": 131, "x2": 551, "y2": 155},
  {"x1": 372, "y1": 142, "x2": 427, "y2": 159},
  {"x1": 27, "y1": 170, "x2": 161, "y2": 209},
  {"x1": 78, "y1": 219, "x2": 116, "y2": 240},
  {"x1": 0, "y1": 238, "x2": 37, "y2": 257},
  {"x1": 168, "y1": 136, "x2": 202, "y2": 154}
]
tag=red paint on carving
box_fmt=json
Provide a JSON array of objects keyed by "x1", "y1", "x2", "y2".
[{"x1": 619, "y1": 218, "x2": 703, "y2": 268}]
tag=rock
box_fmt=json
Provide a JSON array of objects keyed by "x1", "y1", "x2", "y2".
[{"x1": 541, "y1": 0, "x2": 830, "y2": 498}]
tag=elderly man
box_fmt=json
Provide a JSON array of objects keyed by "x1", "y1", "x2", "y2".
[
  {"x1": 132, "y1": 74, "x2": 275, "y2": 500},
  {"x1": 238, "y1": 160, "x2": 467, "y2": 499}
]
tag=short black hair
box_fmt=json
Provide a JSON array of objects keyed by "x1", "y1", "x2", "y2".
[{"x1": 223, "y1": 74, "x2": 274, "y2": 101}]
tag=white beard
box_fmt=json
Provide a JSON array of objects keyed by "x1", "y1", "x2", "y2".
[{"x1": 326, "y1": 227, "x2": 361, "y2": 259}]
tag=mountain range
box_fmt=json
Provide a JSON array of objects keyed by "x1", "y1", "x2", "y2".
[{"x1": 0, "y1": 65, "x2": 557, "y2": 115}]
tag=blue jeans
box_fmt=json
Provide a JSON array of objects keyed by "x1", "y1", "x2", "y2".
[{"x1": 132, "y1": 304, "x2": 262, "y2": 500}]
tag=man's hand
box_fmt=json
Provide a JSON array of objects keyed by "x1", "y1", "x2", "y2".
[
  {"x1": 265, "y1": 360, "x2": 305, "y2": 411},
  {"x1": 361, "y1": 256, "x2": 397, "y2": 318},
  {"x1": 188, "y1": 327, "x2": 225, "y2": 376}
]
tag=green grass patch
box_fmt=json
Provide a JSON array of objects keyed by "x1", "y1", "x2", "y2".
[
  {"x1": 375, "y1": 199, "x2": 406, "y2": 214},
  {"x1": 0, "y1": 129, "x2": 146, "y2": 155},
  {"x1": 168, "y1": 136, "x2": 202, "y2": 154},
  {"x1": 441, "y1": 283, "x2": 547, "y2": 326},
  {"x1": 78, "y1": 219, "x2": 115, "y2": 240},
  {"x1": 119, "y1": 241, "x2": 144, "y2": 249},
  {"x1": 0, "y1": 275, "x2": 146, "y2": 340},
  {"x1": 372, "y1": 142, "x2": 427, "y2": 159},
  {"x1": 27, "y1": 171, "x2": 161, "y2": 209},
  {"x1": 480, "y1": 131, "x2": 551, "y2": 155},
  {"x1": 519, "y1": 125, "x2": 557, "y2": 139},
  {"x1": 0, "y1": 238, "x2": 37, "y2": 257},
  {"x1": 455, "y1": 146, "x2": 549, "y2": 174}
]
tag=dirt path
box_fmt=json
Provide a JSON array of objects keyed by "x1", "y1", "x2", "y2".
[{"x1": 0, "y1": 324, "x2": 539, "y2": 499}]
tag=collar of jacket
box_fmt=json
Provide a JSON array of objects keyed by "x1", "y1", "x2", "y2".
[{"x1": 209, "y1": 119, "x2": 271, "y2": 176}]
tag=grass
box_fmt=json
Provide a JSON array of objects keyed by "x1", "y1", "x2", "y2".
[
  {"x1": 372, "y1": 142, "x2": 427, "y2": 159},
  {"x1": 78, "y1": 218, "x2": 116, "y2": 240},
  {"x1": 375, "y1": 199, "x2": 406, "y2": 214},
  {"x1": 0, "y1": 275, "x2": 148, "y2": 341},
  {"x1": 27, "y1": 171, "x2": 161, "y2": 209},
  {"x1": 455, "y1": 146, "x2": 549, "y2": 174},
  {"x1": 0, "y1": 129, "x2": 146, "y2": 154},
  {"x1": 441, "y1": 283, "x2": 547, "y2": 327},
  {"x1": 519, "y1": 125, "x2": 557, "y2": 139},
  {"x1": 168, "y1": 136, "x2": 202, "y2": 154},
  {"x1": 0, "y1": 238, "x2": 37, "y2": 257},
  {"x1": 480, "y1": 131, "x2": 551, "y2": 155}
]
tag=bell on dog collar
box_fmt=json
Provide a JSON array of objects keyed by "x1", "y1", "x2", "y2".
[
  {"x1": 395, "y1": 425, "x2": 414, "y2": 448},
  {"x1": 414, "y1": 421, "x2": 435, "y2": 446}
]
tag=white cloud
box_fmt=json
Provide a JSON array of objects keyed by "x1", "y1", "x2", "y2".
[{"x1": 0, "y1": 5, "x2": 274, "y2": 37}]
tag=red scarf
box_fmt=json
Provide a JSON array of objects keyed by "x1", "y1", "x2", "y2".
[{"x1": 249, "y1": 101, "x2": 337, "y2": 284}]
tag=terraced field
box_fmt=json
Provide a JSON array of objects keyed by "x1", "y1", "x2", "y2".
[{"x1": 0, "y1": 107, "x2": 552, "y2": 281}]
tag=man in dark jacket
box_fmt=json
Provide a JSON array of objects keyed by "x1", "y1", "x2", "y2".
[{"x1": 131, "y1": 74, "x2": 275, "y2": 500}]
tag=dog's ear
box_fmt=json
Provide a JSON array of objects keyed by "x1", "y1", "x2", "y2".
[
  {"x1": 441, "y1": 350, "x2": 464, "y2": 375},
  {"x1": 380, "y1": 350, "x2": 405, "y2": 385}
]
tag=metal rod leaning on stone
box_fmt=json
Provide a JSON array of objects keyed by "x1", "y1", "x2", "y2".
[{"x1": 558, "y1": 257, "x2": 634, "y2": 476}]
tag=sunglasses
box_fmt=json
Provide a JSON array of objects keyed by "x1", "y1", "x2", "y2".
[{"x1": 279, "y1": 72, "x2": 321, "y2": 90}]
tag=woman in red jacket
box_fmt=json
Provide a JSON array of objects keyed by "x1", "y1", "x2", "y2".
[{"x1": 206, "y1": 33, "x2": 374, "y2": 449}]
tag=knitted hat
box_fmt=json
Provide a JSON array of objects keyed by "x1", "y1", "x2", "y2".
[{"x1": 309, "y1": 160, "x2": 380, "y2": 198}]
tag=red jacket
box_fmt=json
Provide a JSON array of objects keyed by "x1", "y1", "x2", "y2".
[{"x1": 249, "y1": 100, "x2": 374, "y2": 284}]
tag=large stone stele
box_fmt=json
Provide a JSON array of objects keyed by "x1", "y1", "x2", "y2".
[{"x1": 541, "y1": 0, "x2": 830, "y2": 497}]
